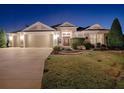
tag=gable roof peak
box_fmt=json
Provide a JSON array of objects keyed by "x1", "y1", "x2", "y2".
[
  {"x1": 35, "y1": 21, "x2": 41, "y2": 23},
  {"x1": 22, "y1": 21, "x2": 55, "y2": 31},
  {"x1": 63, "y1": 21, "x2": 72, "y2": 24},
  {"x1": 60, "y1": 21, "x2": 76, "y2": 27},
  {"x1": 86, "y1": 24, "x2": 104, "y2": 30}
]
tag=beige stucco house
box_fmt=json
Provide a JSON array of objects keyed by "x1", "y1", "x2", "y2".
[{"x1": 8, "y1": 21, "x2": 109, "y2": 48}]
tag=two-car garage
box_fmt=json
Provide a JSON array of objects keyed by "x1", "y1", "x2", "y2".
[
  {"x1": 9, "y1": 32, "x2": 54, "y2": 48},
  {"x1": 24, "y1": 32, "x2": 53, "y2": 48},
  {"x1": 9, "y1": 22, "x2": 56, "y2": 48}
]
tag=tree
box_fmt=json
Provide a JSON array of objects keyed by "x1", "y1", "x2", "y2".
[
  {"x1": 108, "y1": 18, "x2": 124, "y2": 49},
  {"x1": 0, "y1": 28, "x2": 7, "y2": 48}
]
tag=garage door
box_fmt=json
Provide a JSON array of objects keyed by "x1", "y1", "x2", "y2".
[{"x1": 25, "y1": 33, "x2": 53, "y2": 47}]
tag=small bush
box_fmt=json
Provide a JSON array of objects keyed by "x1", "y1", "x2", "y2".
[
  {"x1": 71, "y1": 42, "x2": 78, "y2": 49},
  {"x1": 83, "y1": 42, "x2": 93, "y2": 50},
  {"x1": 108, "y1": 46, "x2": 124, "y2": 50},
  {"x1": 96, "y1": 43, "x2": 101, "y2": 48},
  {"x1": 44, "y1": 68, "x2": 49, "y2": 73},
  {"x1": 47, "y1": 57, "x2": 51, "y2": 60},
  {"x1": 101, "y1": 44, "x2": 107, "y2": 50},
  {"x1": 53, "y1": 46, "x2": 61, "y2": 54}
]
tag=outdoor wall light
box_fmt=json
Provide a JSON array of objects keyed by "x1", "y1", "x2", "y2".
[
  {"x1": 9, "y1": 35, "x2": 13, "y2": 41},
  {"x1": 53, "y1": 33, "x2": 59, "y2": 40},
  {"x1": 20, "y1": 34, "x2": 24, "y2": 41}
]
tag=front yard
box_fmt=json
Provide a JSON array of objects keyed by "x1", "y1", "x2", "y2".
[{"x1": 42, "y1": 51, "x2": 124, "y2": 89}]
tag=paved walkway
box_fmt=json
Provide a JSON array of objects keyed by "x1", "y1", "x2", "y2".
[{"x1": 0, "y1": 48, "x2": 52, "y2": 89}]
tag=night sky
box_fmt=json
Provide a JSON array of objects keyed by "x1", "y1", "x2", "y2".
[{"x1": 0, "y1": 4, "x2": 124, "y2": 32}]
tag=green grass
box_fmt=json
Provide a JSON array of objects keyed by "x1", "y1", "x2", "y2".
[{"x1": 42, "y1": 51, "x2": 124, "y2": 89}]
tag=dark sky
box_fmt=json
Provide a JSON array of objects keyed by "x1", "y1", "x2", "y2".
[{"x1": 0, "y1": 4, "x2": 124, "y2": 32}]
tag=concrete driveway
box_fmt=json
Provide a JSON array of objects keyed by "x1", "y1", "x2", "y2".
[{"x1": 0, "y1": 48, "x2": 52, "y2": 89}]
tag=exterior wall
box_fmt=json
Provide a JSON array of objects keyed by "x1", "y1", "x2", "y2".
[{"x1": 73, "y1": 30, "x2": 109, "y2": 45}]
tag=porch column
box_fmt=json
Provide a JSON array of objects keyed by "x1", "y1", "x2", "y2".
[
  {"x1": 23, "y1": 34, "x2": 25, "y2": 47},
  {"x1": 9, "y1": 34, "x2": 13, "y2": 47}
]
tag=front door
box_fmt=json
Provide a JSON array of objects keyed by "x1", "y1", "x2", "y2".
[{"x1": 63, "y1": 37, "x2": 70, "y2": 46}]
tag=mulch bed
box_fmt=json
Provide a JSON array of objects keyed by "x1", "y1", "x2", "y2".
[
  {"x1": 59, "y1": 51, "x2": 83, "y2": 55},
  {"x1": 54, "y1": 50, "x2": 93, "y2": 55}
]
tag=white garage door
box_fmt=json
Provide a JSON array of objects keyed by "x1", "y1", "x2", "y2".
[{"x1": 25, "y1": 33, "x2": 53, "y2": 47}]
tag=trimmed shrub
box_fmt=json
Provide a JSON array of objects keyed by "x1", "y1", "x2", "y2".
[
  {"x1": 71, "y1": 42, "x2": 78, "y2": 49},
  {"x1": 101, "y1": 44, "x2": 107, "y2": 50},
  {"x1": 71, "y1": 38, "x2": 85, "y2": 49},
  {"x1": 96, "y1": 43, "x2": 101, "y2": 48},
  {"x1": 83, "y1": 42, "x2": 93, "y2": 50},
  {"x1": 53, "y1": 46, "x2": 61, "y2": 54}
]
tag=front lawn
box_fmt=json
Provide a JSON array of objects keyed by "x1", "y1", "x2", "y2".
[{"x1": 42, "y1": 51, "x2": 124, "y2": 89}]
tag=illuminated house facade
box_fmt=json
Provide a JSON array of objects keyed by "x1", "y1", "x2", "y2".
[{"x1": 8, "y1": 21, "x2": 109, "y2": 48}]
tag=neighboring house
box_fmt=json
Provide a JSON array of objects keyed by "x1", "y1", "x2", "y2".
[{"x1": 8, "y1": 21, "x2": 109, "y2": 48}]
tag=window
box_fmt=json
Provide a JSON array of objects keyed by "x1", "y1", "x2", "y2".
[{"x1": 62, "y1": 32, "x2": 71, "y2": 37}]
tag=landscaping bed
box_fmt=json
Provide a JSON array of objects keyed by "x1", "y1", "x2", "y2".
[
  {"x1": 42, "y1": 51, "x2": 124, "y2": 89},
  {"x1": 58, "y1": 50, "x2": 84, "y2": 55}
]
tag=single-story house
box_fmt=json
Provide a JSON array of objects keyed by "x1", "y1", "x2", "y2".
[{"x1": 8, "y1": 21, "x2": 109, "y2": 48}]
